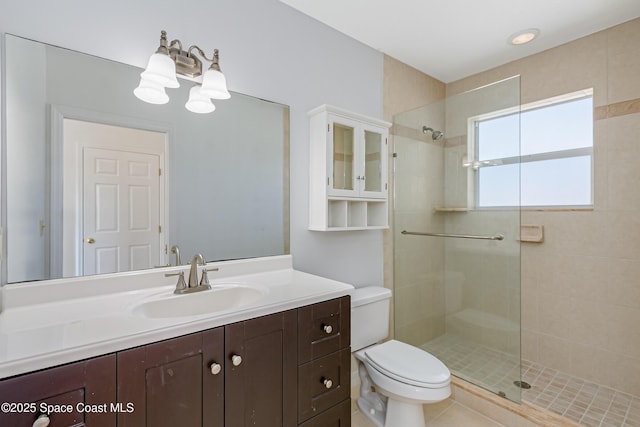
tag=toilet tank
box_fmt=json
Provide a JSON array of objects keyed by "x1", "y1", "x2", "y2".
[{"x1": 350, "y1": 286, "x2": 392, "y2": 351}]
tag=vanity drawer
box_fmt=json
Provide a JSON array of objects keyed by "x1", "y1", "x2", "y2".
[
  {"x1": 298, "y1": 296, "x2": 350, "y2": 363},
  {"x1": 298, "y1": 399, "x2": 350, "y2": 427},
  {"x1": 298, "y1": 348, "x2": 350, "y2": 423}
]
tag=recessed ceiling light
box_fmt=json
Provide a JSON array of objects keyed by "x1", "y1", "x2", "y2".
[{"x1": 509, "y1": 28, "x2": 540, "y2": 45}]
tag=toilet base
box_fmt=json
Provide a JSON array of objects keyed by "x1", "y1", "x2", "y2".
[
  {"x1": 357, "y1": 396, "x2": 385, "y2": 427},
  {"x1": 385, "y1": 399, "x2": 426, "y2": 427},
  {"x1": 358, "y1": 395, "x2": 428, "y2": 427}
]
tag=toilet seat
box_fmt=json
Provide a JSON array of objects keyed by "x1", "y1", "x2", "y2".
[{"x1": 364, "y1": 340, "x2": 450, "y2": 388}]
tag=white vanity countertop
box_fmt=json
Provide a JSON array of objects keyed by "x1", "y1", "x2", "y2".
[{"x1": 0, "y1": 255, "x2": 353, "y2": 379}]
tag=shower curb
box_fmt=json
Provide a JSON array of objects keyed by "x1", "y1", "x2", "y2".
[{"x1": 451, "y1": 376, "x2": 583, "y2": 427}]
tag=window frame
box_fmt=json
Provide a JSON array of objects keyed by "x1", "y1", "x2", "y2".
[{"x1": 467, "y1": 89, "x2": 594, "y2": 209}]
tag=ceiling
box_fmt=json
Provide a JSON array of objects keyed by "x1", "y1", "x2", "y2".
[{"x1": 279, "y1": 0, "x2": 640, "y2": 83}]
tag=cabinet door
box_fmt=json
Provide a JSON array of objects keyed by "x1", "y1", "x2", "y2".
[
  {"x1": 225, "y1": 310, "x2": 297, "y2": 427},
  {"x1": 117, "y1": 329, "x2": 224, "y2": 427},
  {"x1": 359, "y1": 125, "x2": 387, "y2": 199},
  {"x1": 327, "y1": 117, "x2": 358, "y2": 197},
  {"x1": 0, "y1": 354, "x2": 116, "y2": 427}
]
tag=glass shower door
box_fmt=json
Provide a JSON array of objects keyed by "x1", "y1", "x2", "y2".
[{"x1": 393, "y1": 76, "x2": 522, "y2": 401}]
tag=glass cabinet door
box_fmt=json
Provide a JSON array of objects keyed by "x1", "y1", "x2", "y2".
[
  {"x1": 331, "y1": 122, "x2": 355, "y2": 193},
  {"x1": 363, "y1": 129, "x2": 383, "y2": 193},
  {"x1": 360, "y1": 127, "x2": 386, "y2": 198}
]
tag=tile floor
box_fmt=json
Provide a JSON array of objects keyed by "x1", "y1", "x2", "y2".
[
  {"x1": 522, "y1": 360, "x2": 640, "y2": 427},
  {"x1": 352, "y1": 398, "x2": 506, "y2": 427},
  {"x1": 423, "y1": 333, "x2": 522, "y2": 401},
  {"x1": 421, "y1": 333, "x2": 640, "y2": 427}
]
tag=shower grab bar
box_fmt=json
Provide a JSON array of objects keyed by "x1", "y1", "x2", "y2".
[{"x1": 401, "y1": 230, "x2": 504, "y2": 241}]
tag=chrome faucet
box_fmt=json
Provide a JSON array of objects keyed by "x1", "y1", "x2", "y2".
[
  {"x1": 170, "y1": 245, "x2": 181, "y2": 265},
  {"x1": 165, "y1": 253, "x2": 218, "y2": 294},
  {"x1": 188, "y1": 253, "x2": 205, "y2": 287}
]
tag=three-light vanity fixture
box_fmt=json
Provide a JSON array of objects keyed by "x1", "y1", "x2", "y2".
[{"x1": 134, "y1": 30, "x2": 231, "y2": 114}]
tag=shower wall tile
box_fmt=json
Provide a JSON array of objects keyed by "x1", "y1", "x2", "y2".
[
  {"x1": 607, "y1": 113, "x2": 640, "y2": 211},
  {"x1": 521, "y1": 277, "x2": 539, "y2": 330},
  {"x1": 537, "y1": 292, "x2": 573, "y2": 339},
  {"x1": 606, "y1": 211, "x2": 640, "y2": 259},
  {"x1": 537, "y1": 334, "x2": 572, "y2": 373},
  {"x1": 383, "y1": 54, "x2": 446, "y2": 344},
  {"x1": 383, "y1": 55, "x2": 445, "y2": 123},
  {"x1": 606, "y1": 258, "x2": 640, "y2": 309},
  {"x1": 447, "y1": 32, "x2": 609, "y2": 108},
  {"x1": 521, "y1": 329, "x2": 539, "y2": 361},
  {"x1": 592, "y1": 119, "x2": 609, "y2": 211},
  {"x1": 607, "y1": 22, "x2": 640, "y2": 104},
  {"x1": 524, "y1": 32, "x2": 608, "y2": 107},
  {"x1": 605, "y1": 304, "x2": 640, "y2": 359}
]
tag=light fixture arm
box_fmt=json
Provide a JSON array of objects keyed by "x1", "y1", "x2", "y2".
[
  {"x1": 187, "y1": 46, "x2": 223, "y2": 72},
  {"x1": 187, "y1": 45, "x2": 209, "y2": 61},
  {"x1": 150, "y1": 31, "x2": 225, "y2": 78}
]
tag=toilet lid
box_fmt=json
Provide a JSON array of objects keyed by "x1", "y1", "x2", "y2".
[{"x1": 364, "y1": 340, "x2": 450, "y2": 388}]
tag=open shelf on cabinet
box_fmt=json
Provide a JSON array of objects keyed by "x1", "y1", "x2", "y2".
[{"x1": 322, "y1": 199, "x2": 388, "y2": 231}]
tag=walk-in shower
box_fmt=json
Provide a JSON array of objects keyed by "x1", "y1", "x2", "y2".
[
  {"x1": 393, "y1": 76, "x2": 522, "y2": 402},
  {"x1": 393, "y1": 74, "x2": 640, "y2": 426}
]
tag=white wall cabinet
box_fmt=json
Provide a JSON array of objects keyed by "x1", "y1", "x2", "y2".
[{"x1": 309, "y1": 105, "x2": 391, "y2": 231}]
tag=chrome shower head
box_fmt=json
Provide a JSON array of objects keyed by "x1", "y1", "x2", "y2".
[
  {"x1": 422, "y1": 126, "x2": 445, "y2": 140},
  {"x1": 432, "y1": 130, "x2": 444, "y2": 140}
]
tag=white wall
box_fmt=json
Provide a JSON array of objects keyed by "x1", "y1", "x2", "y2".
[
  {"x1": 0, "y1": 0, "x2": 385, "y2": 287},
  {"x1": 5, "y1": 37, "x2": 47, "y2": 282}
]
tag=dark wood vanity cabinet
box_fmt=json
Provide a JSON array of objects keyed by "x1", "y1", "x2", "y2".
[
  {"x1": 0, "y1": 354, "x2": 116, "y2": 427},
  {"x1": 118, "y1": 310, "x2": 298, "y2": 427},
  {"x1": 225, "y1": 310, "x2": 298, "y2": 427},
  {"x1": 0, "y1": 297, "x2": 350, "y2": 427},
  {"x1": 297, "y1": 296, "x2": 351, "y2": 426},
  {"x1": 117, "y1": 328, "x2": 225, "y2": 427}
]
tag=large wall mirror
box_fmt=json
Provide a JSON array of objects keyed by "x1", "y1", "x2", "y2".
[{"x1": 2, "y1": 34, "x2": 290, "y2": 284}]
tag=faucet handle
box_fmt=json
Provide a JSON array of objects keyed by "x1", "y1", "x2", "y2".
[
  {"x1": 200, "y1": 267, "x2": 219, "y2": 287},
  {"x1": 166, "y1": 271, "x2": 187, "y2": 293}
]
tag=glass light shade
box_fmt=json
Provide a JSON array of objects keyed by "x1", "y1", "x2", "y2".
[
  {"x1": 134, "y1": 77, "x2": 170, "y2": 104},
  {"x1": 185, "y1": 86, "x2": 216, "y2": 114},
  {"x1": 200, "y1": 69, "x2": 231, "y2": 100},
  {"x1": 140, "y1": 52, "x2": 180, "y2": 88}
]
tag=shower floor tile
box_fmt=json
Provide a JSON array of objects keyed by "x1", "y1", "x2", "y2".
[
  {"x1": 522, "y1": 360, "x2": 640, "y2": 427},
  {"x1": 423, "y1": 334, "x2": 521, "y2": 400},
  {"x1": 422, "y1": 333, "x2": 640, "y2": 427}
]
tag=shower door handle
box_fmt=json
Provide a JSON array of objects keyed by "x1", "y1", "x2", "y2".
[{"x1": 401, "y1": 230, "x2": 504, "y2": 241}]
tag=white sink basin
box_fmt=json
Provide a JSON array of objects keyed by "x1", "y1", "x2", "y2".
[{"x1": 132, "y1": 284, "x2": 267, "y2": 318}]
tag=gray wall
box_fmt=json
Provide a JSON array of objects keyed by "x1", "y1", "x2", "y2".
[{"x1": 0, "y1": 0, "x2": 385, "y2": 287}]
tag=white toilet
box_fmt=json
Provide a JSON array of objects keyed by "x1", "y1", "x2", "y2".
[{"x1": 351, "y1": 286, "x2": 451, "y2": 427}]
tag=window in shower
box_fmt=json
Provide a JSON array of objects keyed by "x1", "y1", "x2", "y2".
[{"x1": 469, "y1": 89, "x2": 593, "y2": 208}]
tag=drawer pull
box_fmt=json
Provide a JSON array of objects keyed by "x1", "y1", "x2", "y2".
[
  {"x1": 210, "y1": 362, "x2": 222, "y2": 375},
  {"x1": 231, "y1": 354, "x2": 243, "y2": 366},
  {"x1": 323, "y1": 378, "x2": 333, "y2": 389},
  {"x1": 33, "y1": 414, "x2": 50, "y2": 427},
  {"x1": 322, "y1": 324, "x2": 333, "y2": 334}
]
